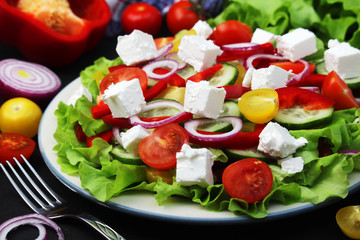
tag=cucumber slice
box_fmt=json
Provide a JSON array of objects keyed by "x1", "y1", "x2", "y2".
[
  {"x1": 315, "y1": 61, "x2": 327, "y2": 75},
  {"x1": 177, "y1": 65, "x2": 197, "y2": 79},
  {"x1": 138, "y1": 99, "x2": 180, "y2": 118},
  {"x1": 208, "y1": 63, "x2": 239, "y2": 87},
  {"x1": 111, "y1": 145, "x2": 143, "y2": 165},
  {"x1": 274, "y1": 106, "x2": 334, "y2": 130},
  {"x1": 220, "y1": 101, "x2": 241, "y2": 117},
  {"x1": 224, "y1": 148, "x2": 268, "y2": 161}
]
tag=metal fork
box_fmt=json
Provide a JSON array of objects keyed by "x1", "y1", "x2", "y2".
[{"x1": 0, "y1": 155, "x2": 125, "y2": 240}]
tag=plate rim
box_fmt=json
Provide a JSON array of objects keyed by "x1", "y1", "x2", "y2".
[{"x1": 38, "y1": 77, "x2": 360, "y2": 224}]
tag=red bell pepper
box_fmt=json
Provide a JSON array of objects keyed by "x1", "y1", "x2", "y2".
[
  {"x1": 91, "y1": 101, "x2": 111, "y2": 119},
  {"x1": 187, "y1": 64, "x2": 223, "y2": 82},
  {"x1": 87, "y1": 129, "x2": 114, "y2": 147},
  {"x1": 0, "y1": 0, "x2": 111, "y2": 66},
  {"x1": 220, "y1": 85, "x2": 250, "y2": 99},
  {"x1": 217, "y1": 42, "x2": 275, "y2": 62}
]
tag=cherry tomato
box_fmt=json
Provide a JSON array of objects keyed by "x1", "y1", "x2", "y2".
[
  {"x1": 321, "y1": 71, "x2": 360, "y2": 110},
  {"x1": 99, "y1": 67, "x2": 148, "y2": 94},
  {"x1": 0, "y1": 132, "x2": 36, "y2": 165},
  {"x1": 166, "y1": 0, "x2": 202, "y2": 35},
  {"x1": 210, "y1": 20, "x2": 252, "y2": 46},
  {"x1": 336, "y1": 205, "x2": 360, "y2": 239},
  {"x1": 238, "y1": 88, "x2": 279, "y2": 124},
  {"x1": 222, "y1": 158, "x2": 273, "y2": 203},
  {"x1": 121, "y1": 2, "x2": 162, "y2": 36},
  {"x1": 0, "y1": 98, "x2": 42, "y2": 138},
  {"x1": 139, "y1": 123, "x2": 189, "y2": 170}
]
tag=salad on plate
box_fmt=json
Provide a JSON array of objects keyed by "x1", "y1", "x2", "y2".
[{"x1": 52, "y1": 19, "x2": 360, "y2": 218}]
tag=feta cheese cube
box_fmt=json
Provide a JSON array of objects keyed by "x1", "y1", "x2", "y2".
[
  {"x1": 178, "y1": 35, "x2": 222, "y2": 72},
  {"x1": 277, "y1": 156, "x2": 304, "y2": 174},
  {"x1": 120, "y1": 125, "x2": 150, "y2": 156},
  {"x1": 176, "y1": 144, "x2": 214, "y2": 187},
  {"x1": 276, "y1": 28, "x2": 317, "y2": 62},
  {"x1": 245, "y1": 65, "x2": 293, "y2": 90},
  {"x1": 324, "y1": 40, "x2": 360, "y2": 79},
  {"x1": 251, "y1": 28, "x2": 276, "y2": 44},
  {"x1": 184, "y1": 80, "x2": 226, "y2": 119},
  {"x1": 102, "y1": 78, "x2": 146, "y2": 118},
  {"x1": 192, "y1": 20, "x2": 213, "y2": 39},
  {"x1": 116, "y1": 30, "x2": 158, "y2": 66},
  {"x1": 258, "y1": 122, "x2": 308, "y2": 158}
]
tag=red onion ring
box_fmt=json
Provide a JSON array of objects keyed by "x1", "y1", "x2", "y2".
[
  {"x1": 222, "y1": 42, "x2": 259, "y2": 51},
  {"x1": 112, "y1": 127, "x2": 122, "y2": 145},
  {"x1": 339, "y1": 150, "x2": 360, "y2": 155},
  {"x1": 0, "y1": 213, "x2": 64, "y2": 240},
  {"x1": 154, "y1": 43, "x2": 173, "y2": 61},
  {"x1": 244, "y1": 54, "x2": 287, "y2": 70},
  {"x1": 184, "y1": 116, "x2": 243, "y2": 141},
  {"x1": 165, "y1": 52, "x2": 187, "y2": 70},
  {"x1": 130, "y1": 100, "x2": 188, "y2": 128},
  {"x1": 300, "y1": 86, "x2": 320, "y2": 92},
  {"x1": 0, "y1": 59, "x2": 61, "y2": 103},
  {"x1": 287, "y1": 59, "x2": 310, "y2": 85},
  {"x1": 142, "y1": 59, "x2": 179, "y2": 80}
]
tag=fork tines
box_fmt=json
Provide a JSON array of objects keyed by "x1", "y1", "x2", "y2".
[{"x1": 0, "y1": 155, "x2": 63, "y2": 214}]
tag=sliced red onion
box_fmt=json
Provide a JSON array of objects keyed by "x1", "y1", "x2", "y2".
[
  {"x1": 356, "y1": 98, "x2": 360, "y2": 104},
  {"x1": 244, "y1": 54, "x2": 287, "y2": 70},
  {"x1": 130, "y1": 100, "x2": 188, "y2": 128},
  {"x1": 0, "y1": 213, "x2": 64, "y2": 240},
  {"x1": 165, "y1": 52, "x2": 187, "y2": 70},
  {"x1": 287, "y1": 59, "x2": 310, "y2": 85},
  {"x1": 184, "y1": 116, "x2": 243, "y2": 141},
  {"x1": 300, "y1": 86, "x2": 320, "y2": 92},
  {"x1": 142, "y1": 59, "x2": 179, "y2": 80},
  {"x1": 0, "y1": 59, "x2": 61, "y2": 104},
  {"x1": 222, "y1": 42, "x2": 259, "y2": 51},
  {"x1": 154, "y1": 43, "x2": 173, "y2": 60},
  {"x1": 339, "y1": 150, "x2": 360, "y2": 155},
  {"x1": 112, "y1": 127, "x2": 122, "y2": 145}
]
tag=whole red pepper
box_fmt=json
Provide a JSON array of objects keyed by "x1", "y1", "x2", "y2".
[{"x1": 0, "y1": 0, "x2": 111, "y2": 66}]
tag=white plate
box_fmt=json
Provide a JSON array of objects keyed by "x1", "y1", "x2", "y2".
[{"x1": 38, "y1": 77, "x2": 360, "y2": 223}]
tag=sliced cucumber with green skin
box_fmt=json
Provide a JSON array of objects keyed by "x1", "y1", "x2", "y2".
[
  {"x1": 316, "y1": 61, "x2": 360, "y2": 89},
  {"x1": 196, "y1": 101, "x2": 241, "y2": 132},
  {"x1": 274, "y1": 106, "x2": 334, "y2": 130},
  {"x1": 111, "y1": 145, "x2": 144, "y2": 165},
  {"x1": 224, "y1": 148, "x2": 268, "y2": 161},
  {"x1": 177, "y1": 64, "x2": 197, "y2": 79},
  {"x1": 138, "y1": 99, "x2": 180, "y2": 118},
  {"x1": 208, "y1": 63, "x2": 239, "y2": 87}
]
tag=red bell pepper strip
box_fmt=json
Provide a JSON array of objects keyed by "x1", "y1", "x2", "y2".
[
  {"x1": 187, "y1": 64, "x2": 223, "y2": 82},
  {"x1": 86, "y1": 129, "x2": 114, "y2": 147},
  {"x1": 287, "y1": 74, "x2": 327, "y2": 87},
  {"x1": 220, "y1": 85, "x2": 251, "y2": 99},
  {"x1": 217, "y1": 42, "x2": 275, "y2": 62},
  {"x1": 102, "y1": 114, "x2": 133, "y2": 128},
  {"x1": 91, "y1": 101, "x2": 111, "y2": 119},
  {"x1": 152, "y1": 68, "x2": 186, "y2": 87},
  {"x1": 269, "y1": 61, "x2": 316, "y2": 74},
  {"x1": 144, "y1": 79, "x2": 169, "y2": 101},
  {"x1": 189, "y1": 124, "x2": 265, "y2": 149},
  {"x1": 74, "y1": 122, "x2": 87, "y2": 142},
  {"x1": 0, "y1": 0, "x2": 111, "y2": 66}
]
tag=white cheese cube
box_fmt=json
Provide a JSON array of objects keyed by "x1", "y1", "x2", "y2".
[
  {"x1": 102, "y1": 78, "x2": 146, "y2": 118},
  {"x1": 324, "y1": 40, "x2": 360, "y2": 79},
  {"x1": 258, "y1": 122, "x2": 308, "y2": 158},
  {"x1": 178, "y1": 35, "x2": 222, "y2": 72},
  {"x1": 116, "y1": 30, "x2": 158, "y2": 66},
  {"x1": 192, "y1": 20, "x2": 213, "y2": 39},
  {"x1": 276, "y1": 28, "x2": 317, "y2": 62},
  {"x1": 249, "y1": 65, "x2": 293, "y2": 90},
  {"x1": 251, "y1": 28, "x2": 276, "y2": 44},
  {"x1": 277, "y1": 156, "x2": 304, "y2": 174},
  {"x1": 120, "y1": 125, "x2": 150, "y2": 156},
  {"x1": 184, "y1": 80, "x2": 226, "y2": 119},
  {"x1": 176, "y1": 144, "x2": 214, "y2": 187}
]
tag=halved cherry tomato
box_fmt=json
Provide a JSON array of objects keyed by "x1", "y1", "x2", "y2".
[
  {"x1": 154, "y1": 37, "x2": 175, "y2": 49},
  {"x1": 210, "y1": 20, "x2": 252, "y2": 46},
  {"x1": 0, "y1": 132, "x2": 36, "y2": 165},
  {"x1": 139, "y1": 123, "x2": 189, "y2": 170},
  {"x1": 276, "y1": 87, "x2": 335, "y2": 110},
  {"x1": 238, "y1": 89, "x2": 279, "y2": 124},
  {"x1": 321, "y1": 71, "x2": 360, "y2": 110},
  {"x1": 99, "y1": 67, "x2": 148, "y2": 94},
  {"x1": 222, "y1": 158, "x2": 273, "y2": 203},
  {"x1": 269, "y1": 61, "x2": 316, "y2": 74}
]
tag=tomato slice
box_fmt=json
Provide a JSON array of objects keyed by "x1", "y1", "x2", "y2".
[
  {"x1": 0, "y1": 133, "x2": 36, "y2": 165},
  {"x1": 276, "y1": 86, "x2": 335, "y2": 110},
  {"x1": 222, "y1": 158, "x2": 273, "y2": 203},
  {"x1": 139, "y1": 123, "x2": 189, "y2": 170},
  {"x1": 99, "y1": 67, "x2": 148, "y2": 94},
  {"x1": 321, "y1": 71, "x2": 360, "y2": 110}
]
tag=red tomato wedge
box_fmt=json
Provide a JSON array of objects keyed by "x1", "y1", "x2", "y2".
[
  {"x1": 0, "y1": 133, "x2": 36, "y2": 165},
  {"x1": 222, "y1": 158, "x2": 273, "y2": 203},
  {"x1": 276, "y1": 87, "x2": 335, "y2": 110},
  {"x1": 139, "y1": 123, "x2": 189, "y2": 170},
  {"x1": 99, "y1": 67, "x2": 148, "y2": 94},
  {"x1": 321, "y1": 71, "x2": 360, "y2": 110}
]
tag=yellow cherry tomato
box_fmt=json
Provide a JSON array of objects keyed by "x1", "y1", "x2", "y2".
[
  {"x1": 0, "y1": 97, "x2": 42, "y2": 138},
  {"x1": 238, "y1": 88, "x2": 279, "y2": 124},
  {"x1": 336, "y1": 206, "x2": 360, "y2": 239}
]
